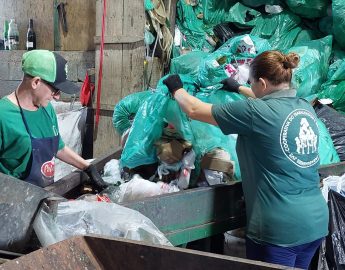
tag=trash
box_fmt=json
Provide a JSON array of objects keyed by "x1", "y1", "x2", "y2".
[
  {"x1": 318, "y1": 190, "x2": 345, "y2": 269},
  {"x1": 102, "y1": 159, "x2": 123, "y2": 185},
  {"x1": 333, "y1": 0, "x2": 345, "y2": 49},
  {"x1": 177, "y1": 150, "x2": 196, "y2": 189},
  {"x1": 286, "y1": 0, "x2": 328, "y2": 18},
  {"x1": 321, "y1": 173, "x2": 345, "y2": 201},
  {"x1": 288, "y1": 36, "x2": 333, "y2": 97},
  {"x1": 113, "y1": 91, "x2": 152, "y2": 136},
  {"x1": 107, "y1": 174, "x2": 179, "y2": 203},
  {"x1": 33, "y1": 200, "x2": 172, "y2": 247},
  {"x1": 265, "y1": 5, "x2": 283, "y2": 14},
  {"x1": 317, "y1": 119, "x2": 340, "y2": 166},
  {"x1": 314, "y1": 104, "x2": 345, "y2": 161},
  {"x1": 170, "y1": 50, "x2": 209, "y2": 79}
]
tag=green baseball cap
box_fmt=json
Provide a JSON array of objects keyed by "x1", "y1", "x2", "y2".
[{"x1": 22, "y1": 49, "x2": 79, "y2": 95}]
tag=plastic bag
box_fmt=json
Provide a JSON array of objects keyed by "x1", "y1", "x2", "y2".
[
  {"x1": 322, "y1": 174, "x2": 345, "y2": 201},
  {"x1": 333, "y1": 0, "x2": 345, "y2": 49},
  {"x1": 318, "y1": 190, "x2": 345, "y2": 269},
  {"x1": 102, "y1": 159, "x2": 123, "y2": 185},
  {"x1": 201, "y1": 0, "x2": 237, "y2": 26},
  {"x1": 314, "y1": 104, "x2": 345, "y2": 161},
  {"x1": 120, "y1": 91, "x2": 169, "y2": 169},
  {"x1": 113, "y1": 91, "x2": 152, "y2": 135},
  {"x1": 170, "y1": 51, "x2": 209, "y2": 79},
  {"x1": 108, "y1": 174, "x2": 179, "y2": 203},
  {"x1": 198, "y1": 34, "x2": 271, "y2": 87},
  {"x1": 250, "y1": 11, "x2": 314, "y2": 51},
  {"x1": 33, "y1": 200, "x2": 172, "y2": 247},
  {"x1": 288, "y1": 36, "x2": 333, "y2": 97},
  {"x1": 286, "y1": 0, "x2": 328, "y2": 19},
  {"x1": 55, "y1": 106, "x2": 87, "y2": 181},
  {"x1": 241, "y1": 0, "x2": 280, "y2": 7},
  {"x1": 317, "y1": 119, "x2": 340, "y2": 166}
]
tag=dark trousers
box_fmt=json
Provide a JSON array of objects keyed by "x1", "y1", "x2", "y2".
[{"x1": 246, "y1": 237, "x2": 323, "y2": 270}]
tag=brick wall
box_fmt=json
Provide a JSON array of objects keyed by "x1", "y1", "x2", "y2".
[{"x1": 0, "y1": 50, "x2": 95, "y2": 98}]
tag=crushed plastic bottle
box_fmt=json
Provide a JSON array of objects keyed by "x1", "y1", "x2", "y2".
[{"x1": 177, "y1": 150, "x2": 196, "y2": 190}]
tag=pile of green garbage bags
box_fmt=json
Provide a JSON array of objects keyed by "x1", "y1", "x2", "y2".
[{"x1": 115, "y1": 0, "x2": 345, "y2": 182}]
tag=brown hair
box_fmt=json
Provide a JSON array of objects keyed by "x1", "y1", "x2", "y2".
[{"x1": 250, "y1": 50, "x2": 300, "y2": 86}]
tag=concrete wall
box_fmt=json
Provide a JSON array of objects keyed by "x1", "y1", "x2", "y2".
[{"x1": 0, "y1": 50, "x2": 95, "y2": 98}]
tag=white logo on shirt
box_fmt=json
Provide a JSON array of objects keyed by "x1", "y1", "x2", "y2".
[
  {"x1": 280, "y1": 109, "x2": 319, "y2": 168},
  {"x1": 295, "y1": 118, "x2": 318, "y2": 155}
]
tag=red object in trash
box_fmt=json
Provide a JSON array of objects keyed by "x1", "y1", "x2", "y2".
[
  {"x1": 80, "y1": 71, "x2": 95, "y2": 107},
  {"x1": 96, "y1": 194, "x2": 112, "y2": 203}
]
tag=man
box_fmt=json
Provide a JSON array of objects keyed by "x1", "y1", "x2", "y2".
[{"x1": 0, "y1": 49, "x2": 107, "y2": 190}]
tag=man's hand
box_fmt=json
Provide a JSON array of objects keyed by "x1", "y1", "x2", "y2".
[
  {"x1": 163, "y1": 74, "x2": 183, "y2": 95},
  {"x1": 221, "y1": 77, "x2": 241, "y2": 93},
  {"x1": 84, "y1": 164, "x2": 108, "y2": 191}
]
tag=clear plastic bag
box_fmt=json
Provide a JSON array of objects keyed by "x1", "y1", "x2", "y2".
[
  {"x1": 108, "y1": 174, "x2": 179, "y2": 203},
  {"x1": 33, "y1": 200, "x2": 172, "y2": 247}
]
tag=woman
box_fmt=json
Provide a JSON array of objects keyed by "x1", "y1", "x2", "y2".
[{"x1": 163, "y1": 50, "x2": 328, "y2": 269}]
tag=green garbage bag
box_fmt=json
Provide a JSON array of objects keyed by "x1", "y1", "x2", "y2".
[
  {"x1": 144, "y1": 0, "x2": 155, "y2": 10},
  {"x1": 170, "y1": 51, "x2": 209, "y2": 79},
  {"x1": 193, "y1": 88, "x2": 245, "y2": 180},
  {"x1": 120, "y1": 75, "x2": 199, "y2": 169},
  {"x1": 113, "y1": 91, "x2": 152, "y2": 135},
  {"x1": 226, "y1": 2, "x2": 261, "y2": 28},
  {"x1": 250, "y1": 11, "x2": 313, "y2": 50},
  {"x1": 201, "y1": 0, "x2": 237, "y2": 26},
  {"x1": 318, "y1": 81, "x2": 345, "y2": 113},
  {"x1": 198, "y1": 34, "x2": 271, "y2": 87},
  {"x1": 286, "y1": 0, "x2": 328, "y2": 18},
  {"x1": 120, "y1": 91, "x2": 169, "y2": 168},
  {"x1": 241, "y1": 0, "x2": 280, "y2": 7},
  {"x1": 176, "y1": 0, "x2": 214, "y2": 51},
  {"x1": 318, "y1": 119, "x2": 340, "y2": 165},
  {"x1": 163, "y1": 75, "x2": 198, "y2": 143},
  {"x1": 333, "y1": 0, "x2": 345, "y2": 49},
  {"x1": 288, "y1": 36, "x2": 332, "y2": 97}
]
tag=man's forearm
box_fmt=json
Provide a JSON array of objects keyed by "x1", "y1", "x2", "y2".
[{"x1": 56, "y1": 146, "x2": 90, "y2": 170}]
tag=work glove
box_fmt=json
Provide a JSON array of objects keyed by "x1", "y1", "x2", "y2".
[
  {"x1": 163, "y1": 74, "x2": 183, "y2": 95},
  {"x1": 221, "y1": 77, "x2": 241, "y2": 93},
  {"x1": 84, "y1": 164, "x2": 108, "y2": 191}
]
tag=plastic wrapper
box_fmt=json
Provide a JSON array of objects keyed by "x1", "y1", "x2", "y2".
[
  {"x1": 315, "y1": 104, "x2": 345, "y2": 161},
  {"x1": 107, "y1": 174, "x2": 179, "y2": 203},
  {"x1": 113, "y1": 91, "x2": 152, "y2": 135},
  {"x1": 33, "y1": 200, "x2": 172, "y2": 247}
]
